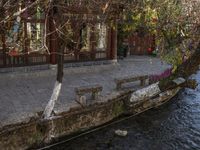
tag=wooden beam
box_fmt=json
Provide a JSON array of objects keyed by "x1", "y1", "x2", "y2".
[{"x1": 110, "y1": 20, "x2": 118, "y2": 60}]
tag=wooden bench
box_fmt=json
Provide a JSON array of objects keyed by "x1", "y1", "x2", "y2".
[
  {"x1": 75, "y1": 84, "x2": 103, "y2": 106},
  {"x1": 115, "y1": 75, "x2": 149, "y2": 90}
]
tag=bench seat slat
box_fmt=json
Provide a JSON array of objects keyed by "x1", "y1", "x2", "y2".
[
  {"x1": 75, "y1": 84, "x2": 102, "y2": 95},
  {"x1": 115, "y1": 75, "x2": 148, "y2": 83}
]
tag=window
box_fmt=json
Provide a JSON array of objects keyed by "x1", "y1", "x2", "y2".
[
  {"x1": 0, "y1": 1, "x2": 48, "y2": 66},
  {"x1": 27, "y1": 22, "x2": 45, "y2": 53},
  {"x1": 96, "y1": 23, "x2": 107, "y2": 50},
  {"x1": 80, "y1": 24, "x2": 91, "y2": 52},
  {"x1": 25, "y1": 2, "x2": 45, "y2": 54},
  {"x1": 4, "y1": 1, "x2": 45, "y2": 55},
  {"x1": 95, "y1": 23, "x2": 107, "y2": 59},
  {"x1": 6, "y1": 5, "x2": 24, "y2": 55}
]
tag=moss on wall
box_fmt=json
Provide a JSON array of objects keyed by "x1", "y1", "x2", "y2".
[{"x1": 112, "y1": 101, "x2": 125, "y2": 117}]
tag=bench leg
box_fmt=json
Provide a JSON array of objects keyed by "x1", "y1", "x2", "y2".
[
  {"x1": 76, "y1": 95, "x2": 87, "y2": 106},
  {"x1": 140, "y1": 79, "x2": 145, "y2": 86},
  {"x1": 92, "y1": 92, "x2": 101, "y2": 100},
  {"x1": 116, "y1": 83, "x2": 122, "y2": 90},
  {"x1": 148, "y1": 78, "x2": 152, "y2": 85}
]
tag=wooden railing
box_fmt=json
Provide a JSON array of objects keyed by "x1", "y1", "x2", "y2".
[
  {"x1": 64, "y1": 50, "x2": 107, "y2": 62},
  {"x1": 0, "y1": 53, "x2": 49, "y2": 68}
]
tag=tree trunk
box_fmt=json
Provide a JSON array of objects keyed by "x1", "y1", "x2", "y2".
[{"x1": 43, "y1": 41, "x2": 64, "y2": 119}]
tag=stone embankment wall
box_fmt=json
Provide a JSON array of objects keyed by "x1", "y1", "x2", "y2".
[{"x1": 0, "y1": 88, "x2": 179, "y2": 150}]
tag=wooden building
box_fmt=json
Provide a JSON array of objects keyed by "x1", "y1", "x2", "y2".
[
  {"x1": 127, "y1": 32, "x2": 156, "y2": 55},
  {"x1": 0, "y1": 0, "x2": 119, "y2": 68}
]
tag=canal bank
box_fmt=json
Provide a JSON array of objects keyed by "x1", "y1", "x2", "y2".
[
  {"x1": 55, "y1": 71, "x2": 200, "y2": 150},
  {"x1": 0, "y1": 56, "x2": 176, "y2": 149},
  {"x1": 0, "y1": 87, "x2": 180, "y2": 150}
]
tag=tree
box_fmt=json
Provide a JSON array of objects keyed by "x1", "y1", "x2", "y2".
[
  {"x1": 118, "y1": 0, "x2": 199, "y2": 59},
  {"x1": 124, "y1": 0, "x2": 200, "y2": 102},
  {"x1": 0, "y1": 0, "x2": 199, "y2": 119},
  {"x1": 0, "y1": 0, "x2": 121, "y2": 119}
]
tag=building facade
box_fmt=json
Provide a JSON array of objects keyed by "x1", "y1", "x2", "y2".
[{"x1": 0, "y1": 0, "x2": 118, "y2": 68}]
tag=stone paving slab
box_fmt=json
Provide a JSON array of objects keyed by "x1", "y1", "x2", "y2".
[{"x1": 0, "y1": 56, "x2": 171, "y2": 127}]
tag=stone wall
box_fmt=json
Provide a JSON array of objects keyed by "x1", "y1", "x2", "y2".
[{"x1": 0, "y1": 88, "x2": 180, "y2": 150}]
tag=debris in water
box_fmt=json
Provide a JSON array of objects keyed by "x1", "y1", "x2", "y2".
[{"x1": 115, "y1": 129, "x2": 128, "y2": 137}]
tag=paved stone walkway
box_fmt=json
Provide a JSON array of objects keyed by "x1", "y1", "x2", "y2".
[{"x1": 0, "y1": 56, "x2": 170, "y2": 127}]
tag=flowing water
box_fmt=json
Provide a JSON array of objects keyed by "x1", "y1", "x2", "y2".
[{"x1": 51, "y1": 71, "x2": 200, "y2": 150}]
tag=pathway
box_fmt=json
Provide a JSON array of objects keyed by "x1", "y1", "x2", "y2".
[{"x1": 0, "y1": 56, "x2": 170, "y2": 127}]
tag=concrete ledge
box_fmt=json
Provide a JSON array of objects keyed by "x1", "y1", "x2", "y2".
[
  {"x1": 0, "y1": 60, "x2": 118, "y2": 74},
  {"x1": 0, "y1": 65, "x2": 50, "y2": 73},
  {"x1": 64, "y1": 60, "x2": 118, "y2": 68}
]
